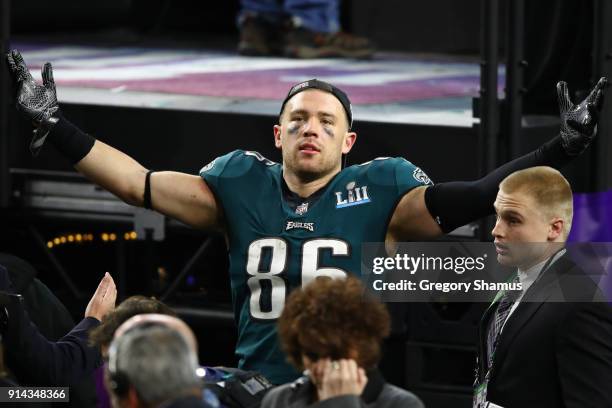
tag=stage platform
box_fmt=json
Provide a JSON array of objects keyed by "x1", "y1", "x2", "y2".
[
  {"x1": 14, "y1": 41, "x2": 495, "y2": 128},
  {"x1": 9, "y1": 40, "x2": 506, "y2": 188}
]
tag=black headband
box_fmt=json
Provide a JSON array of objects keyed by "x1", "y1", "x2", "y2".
[{"x1": 279, "y1": 79, "x2": 353, "y2": 129}]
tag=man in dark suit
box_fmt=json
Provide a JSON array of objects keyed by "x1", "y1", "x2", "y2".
[{"x1": 474, "y1": 166, "x2": 612, "y2": 408}]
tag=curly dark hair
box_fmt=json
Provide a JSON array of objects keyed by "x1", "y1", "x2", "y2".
[
  {"x1": 278, "y1": 276, "x2": 390, "y2": 371},
  {"x1": 89, "y1": 295, "x2": 176, "y2": 348}
]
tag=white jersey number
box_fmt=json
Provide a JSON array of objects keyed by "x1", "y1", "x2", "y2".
[{"x1": 246, "y1": 238, "x2": 349, "y2": 319}]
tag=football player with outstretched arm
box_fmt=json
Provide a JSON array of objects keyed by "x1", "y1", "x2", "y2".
[{"x1": 6, "y1": 50, "x2": 607, "y2": 384}]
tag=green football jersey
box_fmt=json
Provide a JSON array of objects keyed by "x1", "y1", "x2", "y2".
[{"x1": 200, "y1": 150, "x2": 432, "y2": 384}]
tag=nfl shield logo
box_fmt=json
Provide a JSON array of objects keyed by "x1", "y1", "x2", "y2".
[
  {"x1": 413, "y1": 168, "x2": 432, "y2": 185},
  {"x1": 295, "y1": 202, "x2": 309, "y2": 215}
]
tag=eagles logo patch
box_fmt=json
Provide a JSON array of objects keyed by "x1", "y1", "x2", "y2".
[{"x1": 413, "y1": 168, "x2": 432, "y2": 185}]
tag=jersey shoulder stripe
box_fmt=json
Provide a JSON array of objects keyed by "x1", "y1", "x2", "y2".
[
  {"x1": 199, "y1": 150, "x2": 279, "y2": 189},
  {"x1": 350, "y1": 156, "x2": 434, "y2": 190}
]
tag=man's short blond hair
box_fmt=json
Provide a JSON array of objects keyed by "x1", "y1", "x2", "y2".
[{"x1": 499, "y1": 166, "x2": 573, "y2": 238}]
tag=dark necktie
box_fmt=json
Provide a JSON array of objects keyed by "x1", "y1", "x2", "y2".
[{"x1": 486, "y1": 274, "x2": 521, "y2": 369}]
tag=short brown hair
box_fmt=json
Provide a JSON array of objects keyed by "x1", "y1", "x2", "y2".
[
  {"x1": 278, "y1": 276, "x2": 390, "y2": 370},
  {"x1": 89, "y1": 295, "x2": 176, "y2": 348},
  {"x1": 499, "y1": 166, "x2": 573, "y2": 238}
]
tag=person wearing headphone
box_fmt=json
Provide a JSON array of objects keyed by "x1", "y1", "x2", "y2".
[{"x1": 106, "y1": 314, "x2": 214, "y2": 408}]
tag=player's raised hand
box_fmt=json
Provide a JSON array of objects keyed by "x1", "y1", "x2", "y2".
[
  {"x1": 5, "y1": 50, "x2": 60, "y2": 156},
  {"x1": 557, "y1": 77, "x2": 608, "y2": 156}
]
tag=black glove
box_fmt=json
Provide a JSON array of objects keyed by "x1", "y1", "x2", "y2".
[
  {"x1": 557, "y1": 77, "x2": 607, "y2": 156},
  {"x1": 6, "y1": 49, "x2": 60, "y2": 156}
]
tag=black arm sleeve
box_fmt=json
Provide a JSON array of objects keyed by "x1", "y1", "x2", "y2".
[
  {"x1": 424, "y1": 135, "x2": 570, "y2": 233},
  {"x1": 47, "y1": 112, "x2": 96, "y2": 165}
]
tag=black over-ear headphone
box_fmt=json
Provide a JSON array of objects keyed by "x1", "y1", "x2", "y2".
[{"x1": 107, "y1": 337, "x2": 131, "y2": 398}]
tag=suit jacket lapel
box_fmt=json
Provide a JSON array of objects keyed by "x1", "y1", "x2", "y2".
[
  {"x1": 477, "y1": 303, "x2": 495, "y2": 379},
  {"x1": 491, "y1": 255, "x2": 574, "y2": 372}
]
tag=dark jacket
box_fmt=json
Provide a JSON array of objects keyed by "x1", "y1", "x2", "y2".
[
  {"x1": 0, "y1": 264, "x2": 102, "y2": 386},
  {"x1": 0, "y1": 253, "x2": 74, "y2": 339},
  {"x1": 477, "y1": 253, "x2": 612, "y2": 408},
  {"x1": 262, "y1": 370, "x2": 424, "y2": 408}
]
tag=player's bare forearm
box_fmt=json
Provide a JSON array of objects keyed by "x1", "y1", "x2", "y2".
[
  {"x1": 76, "y1": 142, "x2": 223, "y2": 230},
  {"x1": 74, "y1": 140, "x2": 148, "y2": 206}
]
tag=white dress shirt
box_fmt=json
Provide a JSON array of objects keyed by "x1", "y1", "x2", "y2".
[{"x1": 500, "y1": 249, "x2": 566, "y2": 333}]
